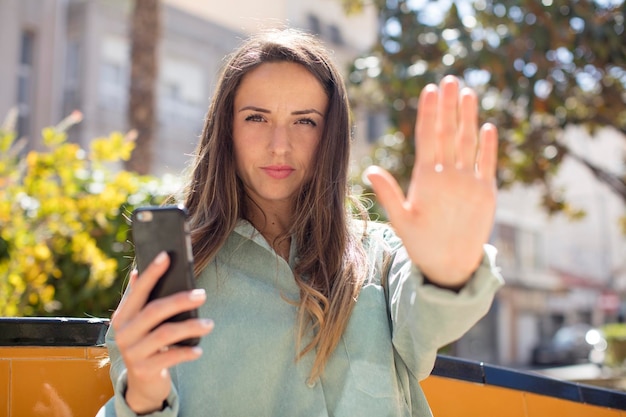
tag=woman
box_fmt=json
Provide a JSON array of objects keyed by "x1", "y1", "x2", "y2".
[{"x1": 103, "y1": 28, "x2": 503, "y2": 416}]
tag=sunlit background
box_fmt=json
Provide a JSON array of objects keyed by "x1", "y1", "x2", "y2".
[{"x1": 0, "y1": 0, "x2": 625, "y2": 388}]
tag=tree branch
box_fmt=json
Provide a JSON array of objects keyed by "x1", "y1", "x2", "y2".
[{"x1": 561, "y1": 144, "x2": 626, "y2": 201}]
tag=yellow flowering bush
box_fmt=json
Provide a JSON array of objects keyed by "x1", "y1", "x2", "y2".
[{"x1": 0, "y1": 111, "x2": 170, "y2": 317}]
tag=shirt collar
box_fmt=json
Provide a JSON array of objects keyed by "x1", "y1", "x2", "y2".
[{"x1": 233, "y1": 219, "x2": 298, "y2": 267}]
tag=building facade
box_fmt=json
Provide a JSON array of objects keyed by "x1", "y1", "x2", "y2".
[
  {"x1": 1, "y1": 0, "x2": 246, "y2": 175},
  {"x1": 487, "y1": 127, "x2": 626, "y2": 366},
  {"x1": 0, "y1": 0, "x2": 379, "y2": 176},
  {"x1": 2, "y1": 0, "x2": 624, "y2": 369}
]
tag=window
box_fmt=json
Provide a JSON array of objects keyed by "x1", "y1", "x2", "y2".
[
  {"x1": 158, "y1": 58, "x2": 205, "y2": 128},
  {"x1": 491, "y1": 222, "x2": 544, "y2": 276},
  {"x1": 366, "y1": 111, "x2": 387, "y2": 144},
  {"x1": 98, "y1": 35, "x2": 129, "y2": 109},
  {"x1": 63, "y1": 39, "x2": 81, "y2": 118},
  {"x1": 307, "y1": 14, "x2": 321, "y2": 35},
  {"x1": 518, "y1": 226, "x2": 543, "y2": 271},
  {"x1": 493, "y1": 223, "x2": 519, "y2": 272},
  {"x1": 16, "y1": 30, "x2": 35, "y2": 141},
  {"x1": 328, "y1": 24, "x2": 344, "y2": 46}
]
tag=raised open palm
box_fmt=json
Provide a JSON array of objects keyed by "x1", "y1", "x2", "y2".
[{"x1": 366, "y1": 76, "x2": 498, "y2": 288}]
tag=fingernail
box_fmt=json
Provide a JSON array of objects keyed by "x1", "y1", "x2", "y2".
[
  {"x1": 154, "y1": 251, "x2": 167, "y2": 264},
  {"x1": 191, "y1": 346, "x2": 203, "y2": 355},
  {"x1": 200, "y1": 318, "x2": 214, "y2": 328},
  {"x1": 443, "y1": 74, "x2": 458, "y2": 84},
  {"x1": 362, "y1": 166, "x2": 377, "y2": 186},
  {"x1": 189, "y1": 289, "x2": 206, "y2": 300}
]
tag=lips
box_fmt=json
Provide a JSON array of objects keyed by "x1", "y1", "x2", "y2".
[{"x1": 262, "y1": 165, "x2": 295, "y2": 179}]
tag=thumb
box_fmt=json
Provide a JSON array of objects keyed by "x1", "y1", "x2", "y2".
[{"x1": 364, "y1": 166, "x2": 406, "y2": 223}]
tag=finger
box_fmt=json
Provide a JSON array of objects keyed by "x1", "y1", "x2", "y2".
[
  {"x1": 128, "y1": 269, "x2": 138, "y2": 286},
  {"x1": 456, "y1": 88, "x2": 479, "y2": 170},
  {"x1": 415, "y1": 84, "x2": 439, "y2": 167},
  {"x1": 112, "y1": 269, "x2": 139, "y2": 319},
  {"x1": 476, "y1": 123, "x2": 499, "y2": 180},
  {"x1": 136, "y1": 344, "x2": 205, "y2": 377},
  {"x1": 365, "y1": 166, "x2": 406, "y2": 223},
  {"x1": 127, "y1": 318, "x2": 214, "y2": 361},
  {"x1": 112, "y1": 252, "x2": 170, "y2": 327},
  {"x1": 117, "y1": 289, "x2": 207, "y2": 350},
  {"x1": 436, "y1": 76, "x2": 459, "y2": 167}
]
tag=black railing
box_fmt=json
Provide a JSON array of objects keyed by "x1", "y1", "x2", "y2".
[
  {"x1": 433, "y1": 354, "x2": 626, "y2": 410},
  {"x1": 1, "y1": 317, "x2": 625, "y2": 410},
  {"x1": 0, "y1": 317, "x2": 109, "y2": 346}
]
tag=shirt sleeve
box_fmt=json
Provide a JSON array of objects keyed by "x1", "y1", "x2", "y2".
[
  {"x1": 383, "y1": 231, "x2": 504, "y2": 381},
  {"x1": 102, "y1": 320, "x2": 181, "y2": 416}
]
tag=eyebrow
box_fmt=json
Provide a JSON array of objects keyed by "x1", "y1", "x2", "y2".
[{"x1": 238, "y1": 106, "x2": 324, "y2": 117}]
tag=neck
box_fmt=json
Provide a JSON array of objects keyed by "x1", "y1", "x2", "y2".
[{"x1": 245, "y1": 199, "x2": 293, "y2": 260}]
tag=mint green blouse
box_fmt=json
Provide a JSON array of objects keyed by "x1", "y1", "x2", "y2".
[{"x1": 102, "y1": 220, "x2": 503, "y2": 417}]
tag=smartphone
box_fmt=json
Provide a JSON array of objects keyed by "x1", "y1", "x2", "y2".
[{"x1": 130, "y1": 205, "x2": 200, "y2": 346}]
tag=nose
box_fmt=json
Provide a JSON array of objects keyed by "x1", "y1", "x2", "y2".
[{"x1": 268, "y1": 125, "x2": 291, "y2": 155}]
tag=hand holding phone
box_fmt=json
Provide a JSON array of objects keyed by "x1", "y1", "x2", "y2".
[{"x1": 131, "y1": 205, "x2": 200, "y2": 346}]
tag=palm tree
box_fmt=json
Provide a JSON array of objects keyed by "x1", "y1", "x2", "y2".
[{"x1": 125, "y1": 0, "x2": 160, "y2": 174}]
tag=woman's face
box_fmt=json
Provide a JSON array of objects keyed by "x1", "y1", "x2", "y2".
[{"x1": 232, "y1": 62, "x2": 328, "y2": 211}]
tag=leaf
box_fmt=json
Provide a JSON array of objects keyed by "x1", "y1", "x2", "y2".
[{"x1": 41, "y1": 127, "x2": 67, "y2": 147}]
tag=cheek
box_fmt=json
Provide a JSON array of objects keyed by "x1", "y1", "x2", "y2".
[
  {"x1": 232, "y1": 129, "x2": 255, "y2": 167},
  {"x1": 301, "y1": 138, "x2": 322, "y2": 174},
  {"x1": 308, "y1": 131, "x2": 323, "y2": 158},
  {"x1": 231, "y1": 142, "x2": 249, "y2": 177}
]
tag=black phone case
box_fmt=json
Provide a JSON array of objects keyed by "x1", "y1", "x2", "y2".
[{"x1": 131, "y1": 205, "x2": 200, "y2": 346}]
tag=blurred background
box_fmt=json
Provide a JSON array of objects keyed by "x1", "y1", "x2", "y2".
[{"x1": 0, "y1": 0, "x2": 625, "y2": 385}]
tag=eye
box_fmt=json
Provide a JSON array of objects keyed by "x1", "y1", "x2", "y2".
[
  {"x1": 244, "y1": 114, "x2": 265, "y2": 122},
  {"x1": 295, "y1": 118, "x2": 318, "y2": 127}
]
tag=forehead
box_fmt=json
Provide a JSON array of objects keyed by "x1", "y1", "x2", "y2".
[{"x1": 234, "y1": 62, "x2": 328, "y2": 109}]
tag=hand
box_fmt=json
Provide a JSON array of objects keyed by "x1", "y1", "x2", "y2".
[
  {"x1": 111, "y1": 252, "x2": 214, "y2": 414},
  {"x1": 366, "y1": 75, "x2": 498, "y2": 288},
  {"x1": 32, "y1": 383, "x2": 72, "y2": 417}
]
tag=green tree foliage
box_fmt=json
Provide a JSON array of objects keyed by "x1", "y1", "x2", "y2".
[
  {"x1": 346, "y1": 0, "x2": 625, "y2": 217},
  {"x1": 0, "y1": 111, "x2": 169, "y2": 317}
]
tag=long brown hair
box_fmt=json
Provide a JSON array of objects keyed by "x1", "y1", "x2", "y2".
[{"x1": 183, "y1": 28, "x2": 368, "y2": 381}]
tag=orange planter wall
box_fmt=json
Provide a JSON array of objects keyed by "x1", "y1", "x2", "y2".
[
  {"x1": 422, "y1": 375, "x2": 624, "y2": 417},
  {"x1": 0, "y1": 346, "x2": 112, "y2": 417},
  {"x1": 1, "y1": 318, "x2": 625, "y2": 417}
]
